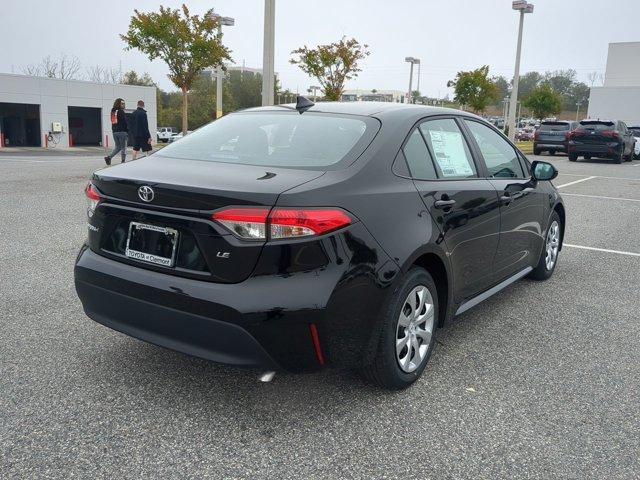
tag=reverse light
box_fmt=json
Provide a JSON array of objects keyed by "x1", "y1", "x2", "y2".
[
  {"x1": 85, "y1": 182, "x2": 101, "y2": 217},
  {"x1": 212, "y1": 207, "x2": 269, "y2": 240},
  {"x1": 212, "y1": 207, "x2": 352, "y2": 240}
]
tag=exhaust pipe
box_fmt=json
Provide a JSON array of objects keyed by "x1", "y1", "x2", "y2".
[{"x1": 258, "y1": 371, "x2": 276, "y2": 383}]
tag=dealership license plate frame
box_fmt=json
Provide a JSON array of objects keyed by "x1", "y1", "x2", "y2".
[{"x1": 125, "y1": 221, "x2": 179, "y2": 267}]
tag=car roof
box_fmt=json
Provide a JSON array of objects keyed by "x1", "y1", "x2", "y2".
[{"x1": 240, "y1": 101, "x2": 479, "y2": 120}]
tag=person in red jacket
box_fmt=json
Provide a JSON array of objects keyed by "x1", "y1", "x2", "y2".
[{"x1": 104, "y1": 98, "x2": 128, "y2": 166}]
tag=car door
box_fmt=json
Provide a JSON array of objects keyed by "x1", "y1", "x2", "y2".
[
  {"x1": 462, "y1": 119, "x2": 543, "y2": 282},
  {"x1": 619, "y1": 121, "x2": 633, "y2": 155},
  {"x1": 404, "y1": 117, "x2": 501, "y2": 303}
]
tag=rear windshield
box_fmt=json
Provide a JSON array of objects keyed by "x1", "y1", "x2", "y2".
[
  {"x1": 580, "y1": 121, "x2": 615, "y2": 131},
  {"x1": 628, "y1": 127, "x2": 640, "y2": 136},
  {"x1": 155, "y1": 111, "x2": 378, "y2": 169},
  {"x1": 539, "y1": 122, "x2": 570, "y2": 131}
]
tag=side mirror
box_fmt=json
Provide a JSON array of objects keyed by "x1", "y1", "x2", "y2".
[{"x1": 531, "y1": 160, "x2": 558, "y2": 181}]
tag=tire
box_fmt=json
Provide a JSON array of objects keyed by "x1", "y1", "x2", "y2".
[
  {"x1": 534, "y1": 148, "x2": 542, "y2": 156},
  {"x1": 625, "y1": 147, "x2": 633, "y2": 162},
  {"x1": 529, "y1": 211, "x2": 561, "y2": 281},
  {"x1": 614, "y1": 151, "x2": 623, "y2": 164},
  {"x1": 549, "y1": 150, "x2": 556, "y2": 156},
  {"x1": 568, "y1": 154, "x2": 578, "y2": 162},
  {"x1": 362, "y1": 268, "x2": 438, "y2": 390}
]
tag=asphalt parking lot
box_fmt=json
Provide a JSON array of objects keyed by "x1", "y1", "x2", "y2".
[{"x1": 1, "y1": 150, "x2": 639, "y2": 479}]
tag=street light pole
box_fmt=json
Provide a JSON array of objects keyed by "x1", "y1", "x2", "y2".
[
  {"x1": 507, "y1": 1, "x2": 533, "y2": 141},
  {"x1": 262, "y1": 0, "x2": 276, "y2": 106},
  {"x1": 405, "y1": 57, "x2": 420, "y2": 104},
  {"x1": 575, "y1": 100, "x2": 583, "y2": 121},
  {"x1": 209, "y1": 12, "x2": 234, "y2": 119}
]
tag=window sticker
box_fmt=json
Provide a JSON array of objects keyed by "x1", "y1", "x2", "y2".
[{"x1": 428, "y1": 130, "x2": 474, "y2": 177}]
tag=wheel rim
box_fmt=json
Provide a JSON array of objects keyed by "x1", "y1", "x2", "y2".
[
  {"x1": 545, "y1": 220, "x2": 560, "y2": 271},
  {"x1": 396, "y1": 285, "x2": 435, "y2": 373}
]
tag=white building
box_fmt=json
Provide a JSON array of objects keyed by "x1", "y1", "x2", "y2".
[
  {"x1": 342, "y1": 89, "x2": 406, "y2": 103},
  {"x1": 587, "y1": 42, "x2": 640, "y2": 126},
  {"x1": 0, "y1": 73, "x2": 157, "y2": 148}
]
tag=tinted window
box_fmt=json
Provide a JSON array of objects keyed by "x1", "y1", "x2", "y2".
[
  {"x1": 156, "y1": 112, "x2": 375, "y2": 169},
  {"x1": 402, "y1": 129, "x2": 437, "y2": 180},
  {"x1": 419, "y1": 119, "x2": 477, "y2": 179},
  {"x1": 539, "y1": 122, "x2": 570, "y2": 131},
  {"x1": 465, "y1": 120, "x2": 525, "y2": 178},
  {"x1": 580, "y1": 121, "x2": 615, "y2": 131},
  {"x1": 629, "y1": 127, "x2": 640, "y2": 136}
]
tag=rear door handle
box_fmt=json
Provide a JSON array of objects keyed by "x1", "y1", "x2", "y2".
[{"x1": 434, "y1": 199, "x2": 456, "y2": 209}]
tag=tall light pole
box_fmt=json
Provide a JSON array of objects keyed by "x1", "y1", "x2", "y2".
[
  {"x1": 262, "y1": 0, "x2": 276, "y2": 106},
  {"x1": 507, "y1": 1, "x2": 534, "y2": 141},
  {"x1": 502, "y1": 96, "x2": 510, "y2": 131},
  {"x1": 575, "y1": 99, "x2": 583, "y2": 121},
  {"x1": 405, "y1": 57, "x2": 420, "y2": 104},
  {"x1": 209, "y1": 12, "x2": 234, "y2": 119}
]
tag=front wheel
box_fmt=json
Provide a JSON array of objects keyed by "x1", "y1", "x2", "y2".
[
  {"x1": 362, "y1": 268, "x2": 438, "y2": 390},
  {"x1": 529, "y1": 212, "x2": 562, "y2": 281},
  {"x1": 569, "y1": 154, "x2": 578, "y2": 162}
]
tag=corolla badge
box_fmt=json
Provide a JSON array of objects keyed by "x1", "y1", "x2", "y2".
[{"x1": 138, "y1": 185, "x2": 155, "y2": 202}]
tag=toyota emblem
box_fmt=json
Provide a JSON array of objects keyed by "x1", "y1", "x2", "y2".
[{"x1": 138, "y1": 185, "x2": 155, "y2": 202}]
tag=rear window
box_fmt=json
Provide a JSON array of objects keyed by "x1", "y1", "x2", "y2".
[
  {"x1": 580, "y1": 121, "x2": 615, "y2": 131},
  {"x1": 628, "y1": 127, "x2": 640, "y2": 136},
  {"x1": 155, "y1": 112, "x2": 378, "y2": 169},
  {"x1": 539, "y1": 122, "x2": 570, "y2": 131}
]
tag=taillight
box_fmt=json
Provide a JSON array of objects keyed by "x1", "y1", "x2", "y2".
[
  {"x1": 212, "y1": 207, "x2": 352, "y2": 240},
  {"x1": 270, "y1": 208, "x2": 352, "y2": 239},
  {"x1": 85, "y1": 182, "x2": 101, "y2": 217},
  {"x1": 534, "y1": 131, "x2": 539, "y2": 140},
  {"x1": 602, "y1": 130, "x2": 619, "y2": 139},
  {"x1": 212, "y1": 207, "x2": 269, "y2": 240}
]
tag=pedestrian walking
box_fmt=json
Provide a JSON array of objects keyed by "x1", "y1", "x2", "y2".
[
  {"x1": 104, "y1": 98, "x2": 128, "y2": 166},
  {"x1": 131, "y1": 100, "x2": 152, "y2": 160}
]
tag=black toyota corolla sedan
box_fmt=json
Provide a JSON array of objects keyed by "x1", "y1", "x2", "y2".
[{"x1": 75, "y1": 100, "x2": 565, "y2": 390}]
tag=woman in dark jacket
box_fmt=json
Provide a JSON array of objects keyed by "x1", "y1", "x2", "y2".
[{"x1": 104, "y1": 98, "x2": 128, "y2": 166}]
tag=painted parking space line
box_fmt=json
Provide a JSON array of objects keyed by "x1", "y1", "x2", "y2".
[
  {"x1": 556, "y1": 176, "x2": 597, "y2": 188},
  {"x1": 564, "y1": 244, "x2": 640, "y2": 258},
  {"x1": 562, "y1": 193, "x2": 640, "y2": 203},
  {"x1": 556, "y1": 173, "x2": 640, "y2": 180}
]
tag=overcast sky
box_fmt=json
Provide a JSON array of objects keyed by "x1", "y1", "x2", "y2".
[{"x1": 1, "y1": 0, "x2": 637, "y2": 96}]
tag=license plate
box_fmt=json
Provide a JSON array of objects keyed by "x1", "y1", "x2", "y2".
[{"x1": 125, "y1": 222, "x2": 178, "y2": 267}]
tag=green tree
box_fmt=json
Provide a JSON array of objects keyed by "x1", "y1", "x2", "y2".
[
  {"x1": 492, "y1": 75, "x2": 509, "y2": 105},
  {"x1": 447, "y1": 65, "x2": 499, "y2": 113},
  {"x1": 121, "y1": 70, "x2": 155, "y2": 86},
  {"x1": 290, "y1": 37, "x2": 369, "y2": 101},
  {"x1": 516, "y1": 71, "x2": 543, "y2": 101},
  {"x1": 522, "y1": 84, "x2": 563, "y2": 120},
  {"x1": 121, "y1": 4, "x2": 232, "y2": 134}
]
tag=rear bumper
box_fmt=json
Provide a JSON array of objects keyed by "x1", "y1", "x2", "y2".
[
  {"x1": 568, "y1": 142, "x2": 622, "y2": 156},
  {"x1": 534, "y1": 141, "x2": 566, "y2": 151},
  {"x1": 74, "y1": 223, "x2": 398, "y2": 372}
]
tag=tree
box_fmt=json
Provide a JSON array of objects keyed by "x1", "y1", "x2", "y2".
[
  {"x1": 121, "y1": 4, "x2": 232, "y2": 133},
  {"x1": 290, "y1": 37, "x2": 369, "y2": 101},
  {"x1": 447, "y1": 65, "x2": 498, "y2": 114},
  {"x1": 492, "y1": 75, "x2": 509, "y2": 105},
  {"x1": 522, "y1": 84, "x2": 562, "y2": 120},
  {"x1": 587, "y1": 71, "x2": 604, "y2": 87},
  {"x1": 22, "y1": 54, "x2": 82, "y2": 79},
  {"x1": 516, "y1": 71, "x2": 543, "y2": 101},
  {"x1": 122, "y1": 70, "x2": 155, "y2": 86}
]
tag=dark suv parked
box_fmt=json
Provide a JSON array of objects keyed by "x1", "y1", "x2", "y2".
[
  {"x1": 74, "y1": 101, "x2": 565, "y2": 390},
  {"x1": 533, "y1": 120, "x2": 579, "y2": 156},
  {"x1": 568, "y1": 119, "x2": 636, "y2": 163}
]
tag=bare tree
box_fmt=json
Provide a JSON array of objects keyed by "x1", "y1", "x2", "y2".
[
  {"x1": 86, "y1": 65, "x2": 106, "y2": 82},
  {"x1": 587, "y1": 71, "x2": 604, "y2": 87},
  {"x1": 20, "y1": 54, "x2": 82, "y2": 80}
]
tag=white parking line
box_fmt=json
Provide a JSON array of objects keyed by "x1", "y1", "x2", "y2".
[
  {"x1": 562, "y1": 193, "x2": 640, "y2": 203},
  {"x1": 564, "y1": 244, "x2": 640, "y2": 257},
  {"x1": 558, "y1": 173, "x2": 640, "y2": 180},
  {"x1": 556, "y1": 176, "x2": 597, "y2": 188}
]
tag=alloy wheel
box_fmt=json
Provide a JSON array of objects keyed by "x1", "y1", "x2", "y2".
[
  {"x1": 545, "y1": 220, "x2": 560, "y2": 270},
  {"x1": 396, "y1": 285, "x2": 435, "y2": 373}
]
